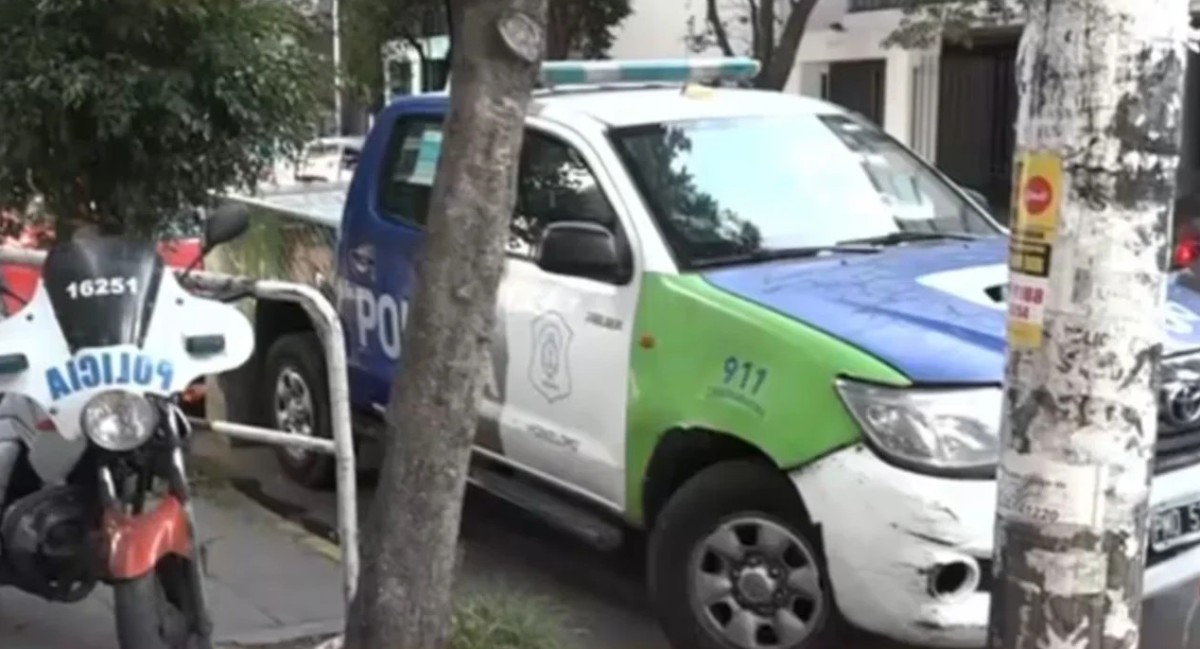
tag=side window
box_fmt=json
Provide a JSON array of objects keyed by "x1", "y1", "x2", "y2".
[
  {"x1": 510, "y1": 130, "x2": 619, "y2": 257},
  {"x1": 378, "y1": 118, "x2": 444, "y2": 227}
]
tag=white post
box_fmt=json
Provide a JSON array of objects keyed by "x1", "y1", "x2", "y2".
[
  {"x1": 331, "y1": 0, "x2": 343, "y2": 136},
  {"x1": 989, "y1": 1, "x2": 1190, "y2": 647}
]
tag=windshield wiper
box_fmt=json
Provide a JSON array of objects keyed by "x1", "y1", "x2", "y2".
[
  {"x1": 837, "y1": 231, "x2": 979, "y2": 247},
  {"x1": 689, "y1": 244, "x2": 881, "y2": 270}
]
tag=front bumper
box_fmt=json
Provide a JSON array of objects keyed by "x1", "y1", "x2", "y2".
[{"x1": 790, "y1": 444, "x2": 1200, "y2": 648}]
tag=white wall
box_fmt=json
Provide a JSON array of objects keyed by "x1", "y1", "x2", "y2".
[
  {"x1": 606, "y1": 0, "x2": 699, "y2": 59},
  {"x1": 791, "y1": 7, "x2": 940, "y2": 151},
  {"x1": 607, "y1": 0, "x2": 869, "y2": 60}
]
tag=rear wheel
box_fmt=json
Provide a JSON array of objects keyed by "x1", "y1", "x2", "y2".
[
  {"x1": 264, "y1": 332, "x2": 334, "y2": 489},
  {"x1": 113, "y1": 556, "x2": 204, "y2": 649}
]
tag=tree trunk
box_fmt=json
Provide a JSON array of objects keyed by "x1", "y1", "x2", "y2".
[
  {"x1": 545, "y1": 1, "x2": 576, "y2": 60},
  {"x1": 989, "y1": 2, "x2": 1188, "y2": 648},
  {"x1": 341, "y1": 0, "x2": 547, "y2": 648},
  {"x1": 755, "y1": 0, "x2": 815, "y2": 90},
  {"x1": 705, "y1": 0, "x2": 736, "y2": 57},
  {"x1": 756, "y1": 0, "x2": 775, "y2": 75}
]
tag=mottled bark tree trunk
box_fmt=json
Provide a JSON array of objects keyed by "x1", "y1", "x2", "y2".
[
  {"x1": 341, "y1": 1, "x2": 546, "y2": 648},
  {"x1": 989, "y1": 2, "x2": 1188, "y2": 648}
]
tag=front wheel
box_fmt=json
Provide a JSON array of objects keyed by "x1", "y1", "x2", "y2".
[
  {"x1": 647, "y1": 460, "x2": 845, "y2": 649},
  {"x1": 263, "y1": 332, "x2": 334, "y2": 489},
  {"x1": 113, "y1": 556, "x2": 206, "y2": 649}
]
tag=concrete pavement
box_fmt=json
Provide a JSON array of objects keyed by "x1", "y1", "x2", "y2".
[
  {"x1": 0, "y1": 473, "x2": 345, "y2": 649},
  {"x1": 196, "y1": 434, "x2": 669, "y2": 649},
  {"x1": 197, "y1": 435, "x2": 1200, "y2": 649},
  {"x1": 7, "y1": 430, "x2": 1200, "y2": 649}
]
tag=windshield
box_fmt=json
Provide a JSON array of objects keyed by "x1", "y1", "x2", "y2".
[{"x1": 609, "y1": 113, "x2": 1001, "y2": 269}]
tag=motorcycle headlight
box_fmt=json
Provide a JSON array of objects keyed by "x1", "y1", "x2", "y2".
[
  {"x1": 80, "y1": 391, "x2": 159, "y2": 452},
  {"x1": 834, "y1": 379, "x2": 1001, "y2": 477}
]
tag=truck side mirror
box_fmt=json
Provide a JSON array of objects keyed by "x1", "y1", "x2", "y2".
[
  {"x1": 203, "y1": 203, "x2": 250, "y2": 253},
  {"x1": 535, "y1": 221, "x2": 628, "y2": 284}
]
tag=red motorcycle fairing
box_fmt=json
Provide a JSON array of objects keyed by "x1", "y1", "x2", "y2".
[{"x1": 103, "y1": 493, "x2": 192, "y2": 581}]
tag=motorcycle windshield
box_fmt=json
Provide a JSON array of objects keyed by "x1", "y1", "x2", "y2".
[
  {"x1": 0, "y1": 236, "x2": 254, "y2": 441},
  {"x1": 41, "y1": 237, "x2": 165, "y2": 354}
]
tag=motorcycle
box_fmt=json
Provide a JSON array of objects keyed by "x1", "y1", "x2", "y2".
[{"x1": 0, "y1": 205, "x2": 254, "y2": 649}]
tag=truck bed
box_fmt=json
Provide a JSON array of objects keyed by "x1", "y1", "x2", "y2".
[{"x1": 211, "y1": 181, "x2": 348, "y2": 298}]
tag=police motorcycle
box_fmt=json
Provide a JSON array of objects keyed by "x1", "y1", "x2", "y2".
[{"x1": 0, "y1": 205, "x2": 254, "y2": 649}]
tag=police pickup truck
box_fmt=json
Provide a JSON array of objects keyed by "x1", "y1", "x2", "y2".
[{"x1": 214, "y1": 57, "x2": 1200, "y2": 649}]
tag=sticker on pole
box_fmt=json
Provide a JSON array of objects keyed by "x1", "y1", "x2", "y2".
[{"x1": 1007, "y1": 152, "x2": 1062, "y2": 349}]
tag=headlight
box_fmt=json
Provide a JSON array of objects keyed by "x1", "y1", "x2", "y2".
[
  {"x1": 835, "y1": 379, "x2": 1001, "y2": 476},
  {"x1": 80, "y1": 391, "x2": 159, "y2": 452}
]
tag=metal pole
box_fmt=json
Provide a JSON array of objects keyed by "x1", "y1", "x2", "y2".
[
  {"x1": 988, "y1": 1, "x2": 1189, "y2": 648},
  {"x1": 443, "y1": 0, "x2": 453, "y2": 90},
  {"x1": 255, "y1": 278, "x2": 360, "y2": 604},
  {"x1": 332, "y1": 0, "x2": 343, "y2": 136}
]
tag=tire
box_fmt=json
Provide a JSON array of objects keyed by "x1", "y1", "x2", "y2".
[
  {"x1": 263, "y1": 332, "x2": 334, "y2": 489},
  {"x1": 113, "y1": 557, "x2": 203, "y2": 649},
  {"x1": 647, "y1": 459, "x2": 847, "y2": 649}
]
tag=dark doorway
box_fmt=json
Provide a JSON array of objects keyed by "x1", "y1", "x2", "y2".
[
  {"x1": 936, "y1": 34, "x2": 1019, "y2": 222},
  {"x1": 1178, "y1": 47, "x2": 1200, "y2": 198},
  {"x1": 826, "y1": 59, "x2": 886, "y2": 127}
]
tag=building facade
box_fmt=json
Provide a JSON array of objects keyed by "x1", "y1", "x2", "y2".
[
  {"x1": 607, "y1": 0, "x2": 1200, "y2": 218},
  {"x1": 374, "y1": 0, "x2": 1200, "y2": 216}
]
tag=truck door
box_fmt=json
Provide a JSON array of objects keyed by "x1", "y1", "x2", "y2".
[
  {"x1": 337, "y1": 111, "x2": 443, "y2": 412},
  {"x1": 485, "y1": 123, "x2": 643, "y2": 508}
]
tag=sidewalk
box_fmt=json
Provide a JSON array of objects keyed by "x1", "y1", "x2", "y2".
[{"x1": 0, "y1": 468, "x2": 346, "y2": 649}]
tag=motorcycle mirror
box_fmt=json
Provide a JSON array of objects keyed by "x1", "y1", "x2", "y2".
[{"x1": 203, "y1": 203, "x2": 250, "y2": 253}]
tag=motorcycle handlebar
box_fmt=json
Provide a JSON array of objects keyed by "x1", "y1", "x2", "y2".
[{"x1": 173, "y1": 271, "x2": 255, "y2": 304}]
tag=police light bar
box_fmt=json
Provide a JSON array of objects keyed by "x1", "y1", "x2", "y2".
[{"x1": 538, "y1": 57, "x2": 761, "y2": 88}]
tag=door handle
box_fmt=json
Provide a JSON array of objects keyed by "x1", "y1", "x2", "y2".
[{"x1": 348, "y1": 243, "x2": 375, "y2": 280}]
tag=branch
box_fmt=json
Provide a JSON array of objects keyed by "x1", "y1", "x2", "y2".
[
  {"x1": 758, "y1": 0, "x2": 775, "y2": 67},
  {"x1": 747, "y1": 0, "x2": 759, "y2": 57},
  {"x1": 705, "y1": 0, "x2": 735, "y2": 56},
  {"x1": 545, "y1": 0, "x2": 581, "y2": 59},
  {"x1": 403, "y1": 31, "x2": 428, "y2": 67}
]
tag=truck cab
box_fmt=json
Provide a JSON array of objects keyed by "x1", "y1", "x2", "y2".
[{"x1": 220, "y1": 58, "x2": 1200, "y2": 649}]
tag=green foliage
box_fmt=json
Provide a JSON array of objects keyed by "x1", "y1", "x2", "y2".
[
  {"x1": 882, "y1": 0, "x2": 1027, "y2": 50},
  {"x1": 0, "y1": 0, "x2": 328, "y2": 238},
  {"x1": 546, "y1": 0, "x2": 633, "y2": 60},
  {"x1": 340, "y1": 0, "x2": 443, "y2": 107},
  {"x1": 342, "y1": 0, "x2": 631, "y2": 104},
  {"x1": 616, "y1": 125, "x2": 761, "y2": 251},
  {"x1": 449, "y1": 592, "x2": 568, "y2": 649}
]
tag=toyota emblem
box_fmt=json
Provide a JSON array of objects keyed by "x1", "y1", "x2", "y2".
[{"x1": 1162, "y1": 372, "x2": 1200, "y2": 430}]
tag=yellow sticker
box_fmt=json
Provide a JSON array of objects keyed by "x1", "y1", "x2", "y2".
[
  {"x1": 1013, "y1": 151, "x2": 1062, "y2": 244},
  {"x1": 1006, "y1": 151, "x2": 1063, "y2": 349},
  {"x1": 1006, "y1": 273, "x2": 1049, "y2": 349}
]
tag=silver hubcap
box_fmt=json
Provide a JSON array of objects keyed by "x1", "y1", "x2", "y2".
[
  {"x1": 274, "y1": 367, "x2": 314, "y2": 461},
  {"x1": 690, "y1": 516, "x2": 826, "y2": 649}
]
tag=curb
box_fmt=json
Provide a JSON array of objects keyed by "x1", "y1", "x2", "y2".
[{"x1": 216, "y1": 621, "x2": 342, "y2": 649}]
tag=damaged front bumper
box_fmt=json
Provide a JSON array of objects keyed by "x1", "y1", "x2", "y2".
[{"x1": 789, "y1": 443, "x2": 1200, "y2": 648}]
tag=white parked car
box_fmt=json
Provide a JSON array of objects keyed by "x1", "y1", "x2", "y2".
[{"x1": 295, "y1": 136, "x2": 364, "y2": 183}]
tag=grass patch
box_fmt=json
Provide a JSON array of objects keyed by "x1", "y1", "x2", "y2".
[
  {"x1": 450, "y1": 592, "x2": 568, "y2": 649},
  {"x1": 223, "y1": 592, "x2": 571, "y2": 649}
]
